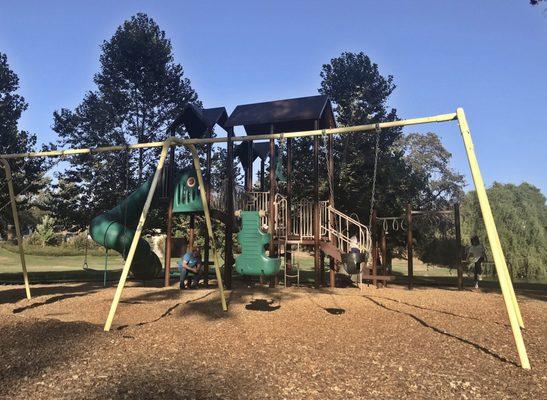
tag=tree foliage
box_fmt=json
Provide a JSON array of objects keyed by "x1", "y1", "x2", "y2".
[
  {"x1": 50, "y1": 13, "x2": 199, "y2": 229},
  {"x1": 0, "y1": 52, "x2": 47, "y2": 234},
  {"x1": 313, "y1": 52, "x2": 423, "y2": 221},
  {"x1": 395, "y1": 132, "x2": 465, "y2": 209},
  {"x1": 461, "y1": 182, "x2": 547, "y2": 278}
]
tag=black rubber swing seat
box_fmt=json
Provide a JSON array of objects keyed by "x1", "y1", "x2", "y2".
[{"x1": 341, "y1": 252, "x2": 368, "y2": 275}]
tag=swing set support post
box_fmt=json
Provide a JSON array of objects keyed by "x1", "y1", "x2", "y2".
[
  {"x1": 104, "y1": 140, "x2": 172, "y2": 331},
  {"x1": 187, "y1": 144, "x2": 227, "y2": 312},
  {"x1": 164, "y1": 146, "x2": 175, "y2": 287},
  {"x1": 380, "y1": 223, "x2": 387, "y2": 288},
  {"x1": 371, "y1": 210, "x2": 378, "y2": 288},
  {"x1": 0, "y1": 159, "x2": 31, "y2": 300},
  {"x1": 456, "y1": 107, "x2": 529, "y2": 369},
  {"x1": 204, "y1": 142, "x2": 212, "y2": 287}
]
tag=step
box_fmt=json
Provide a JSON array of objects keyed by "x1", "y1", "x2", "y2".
[
  {"x1": 361, "y1": 274, "x2": 394, "y2": 281},
  {"x1": 320, "y1": 241, "x2": 342, "y2": 263}
]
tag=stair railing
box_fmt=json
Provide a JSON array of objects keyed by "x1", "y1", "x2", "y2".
[
  {"x1": 210, "y1": 180, "x2": 246, "y2": 213},
  {"x1": 321, "y1": 204, "x2": 371, "y2": 254},
  {"x1": 221, "y1": 188, "x2": 370, "y2": 255}
]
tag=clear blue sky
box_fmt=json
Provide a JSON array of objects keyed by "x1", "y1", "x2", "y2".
[{"x1": 1, "y1": 1, "x2": 546, "y2": 194}]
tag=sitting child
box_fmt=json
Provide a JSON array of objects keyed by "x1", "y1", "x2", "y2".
[{"x1": 178, "y1": 245, "x2": 204, "y2": 290}]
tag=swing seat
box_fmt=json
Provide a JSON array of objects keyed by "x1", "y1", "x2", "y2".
[{"x1": 341, "y1": 252, "x2": 368, "y2": 275}]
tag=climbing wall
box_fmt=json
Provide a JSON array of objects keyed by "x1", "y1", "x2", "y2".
[{"x1": 235, "y1": 211, "x2": 280, "y2": 276}]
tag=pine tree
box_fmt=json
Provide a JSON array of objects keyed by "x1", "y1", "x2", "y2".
[
  {"x1": 315, "y1": 52, "x2": 422, "y2": 220},
  {"x1": 0, "y1": 52, "x2": 46, "y2": 234},
  {"x1": 51, "y1": 13, "x2": 199, "y2": 227}
]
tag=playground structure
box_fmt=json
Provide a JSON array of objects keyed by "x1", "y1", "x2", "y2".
[
  {"x1": 0, "y1": 101, "x2": 531, "y2": 369},
  {"x1": 370, "y1": 204, "x2": 463, "y2": 290}
]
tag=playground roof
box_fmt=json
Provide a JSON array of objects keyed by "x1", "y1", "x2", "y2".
[
  {"x1": 225, "y1": 95, "x2": 336, "y2": 134},
  {"x1": 202, "y1": 107, "x2": 229, "y2": 131},
  {"x1": 234, "y1": 142, "x2": 257, "y2": 168},
  {"x1": 168, "y1": 104, "x2": 229, "y2": 138}
]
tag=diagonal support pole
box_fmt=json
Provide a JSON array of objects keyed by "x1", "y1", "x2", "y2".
[
  {"x1": 457, "y1": 107, "x2": 529, "y2": 369},
  {"x1": 1, "y1": 159, "x2": 31, "y2": 299},
  {"x1": 187, "y1": 144, "x2": 228, "y2": 311},
  {"x1": 104, "y1": 140, "x2": 171, "y2": 331}
]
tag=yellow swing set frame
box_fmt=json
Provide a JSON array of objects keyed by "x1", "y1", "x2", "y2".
[{"x1": 0, "y1": 108, "x2": 531, "y2": 369}]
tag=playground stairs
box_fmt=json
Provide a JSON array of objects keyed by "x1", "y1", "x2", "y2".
[
  {"x1": 227, "y1": 190, "x2": 372, "y2": 264},
  {"x1": 207, "y1": 188, "x2": 395, "y2": 284}
]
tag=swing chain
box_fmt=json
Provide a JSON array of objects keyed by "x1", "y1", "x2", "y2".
[
  {"x1": 321, "y1": 129, "x2": 335, "y2": 206},
  {"x1": 368, "y1": 124, "x2": 381, "y2": 227},
  {"x1": 82, "y1": 228, "x2": 90, "y2": 270}
]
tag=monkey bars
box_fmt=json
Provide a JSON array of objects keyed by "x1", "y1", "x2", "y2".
[{"x1": 0, "y1": 108, "x2": 531, "y2": 369}]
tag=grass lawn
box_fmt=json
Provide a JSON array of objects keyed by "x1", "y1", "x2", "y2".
[{"x1": 0, "y1": 247, "x2": 124, "y2": 282}]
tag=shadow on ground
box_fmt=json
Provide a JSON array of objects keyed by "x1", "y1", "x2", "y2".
[
  {"x1": 362, "y1": 295, "x2": 519, "y2": 367},
  {"x1": 0, "y1": 282, "x2": 104, "y2": 305}
]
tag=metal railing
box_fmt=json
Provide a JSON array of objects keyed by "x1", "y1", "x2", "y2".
[
  {"x1": 225, "y1": 190, "x2": 371, "y2": 254},
  {"x1": 321, "y1": 204, "x2": 371, "y2": 253},
  {"x1": 210, "y1": 181, "x2": 246, "y2": 213}
]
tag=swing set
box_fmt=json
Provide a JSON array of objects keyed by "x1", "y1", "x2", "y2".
[{"x1": 0, "y1": 107, "x2": 532, "y2": 369}]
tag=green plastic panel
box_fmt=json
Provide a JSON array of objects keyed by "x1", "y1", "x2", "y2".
[
  {"x1": 235, "y1": 211, "x2": 281, "y2": 276},
  {"x1": 172, "y1": 169, "x2": 203, "y2": 213}
]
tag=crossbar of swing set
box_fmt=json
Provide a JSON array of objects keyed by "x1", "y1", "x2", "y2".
[
  {"x1": 0, "y1": 112, "x2": 458, "y2": 160},
  {"x1": 0, "y1": 108, "x2": 532, "y2": 370},
  {"x1": 377, "y1": 210, "x2": 455, "y2": 220}
]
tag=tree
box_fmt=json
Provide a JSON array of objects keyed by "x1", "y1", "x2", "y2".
[
  {"x1": 461, "y1": 182, "x2": 547, "y2": 278},
  {"x1": 51, "y1": 13, "x2": 199, "y2": 228},
  {"x1": 395, "y1": 132, "x2": 465, "y2": 209},
  {"x1": 313, "y1": 52, "x2": 424, "y2": 221},
  {"x1": 0, "y1": 52, "x2": 47, "y2": 235},
  {"x1": 391, "y1": 132, "x2": 465, "y2": 265},
  {"x1": 39, "y1": 177, "x2": 83, "y2": 230}
]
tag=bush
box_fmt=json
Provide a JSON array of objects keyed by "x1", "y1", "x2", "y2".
[
  {"x1": 25, "y1": 232, "x2": 43, "y2": 246},
  {"x1": 67, "y1": 232, "x2": 100, "y2": 251},
  {"x1": 35, "y1": 215, "x2": 57, "y2": 247}
]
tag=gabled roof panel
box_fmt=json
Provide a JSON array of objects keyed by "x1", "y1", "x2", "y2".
[{"x1": 225, "y1": 95, "x2": 332, "y2": 129}]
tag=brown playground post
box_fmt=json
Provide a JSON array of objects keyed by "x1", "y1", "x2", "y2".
[
  {"x1": 313, "y1": 120, "x2": 321, "y2": 288},
  {"x1": 454, "y1": 203, "x2": 463, "y2": 290},
  {"x1": 164, "y1": 146, "x2": 175, "y2": 287},
  {"x1": 407, "y1": 204, "x2": 413, "y2": 290},
  {"x1": 380, "y1": 224, "x2": 388, "y2": 287}
]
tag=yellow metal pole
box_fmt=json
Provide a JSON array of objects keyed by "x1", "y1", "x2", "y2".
[
  {"x1": 0, "y1": 112, "x2": 458, "y2": 161},
  {"x1": 457, "y1": 109, "x2": 524, "y2": 328},
  {"x1": 456, "y1": 108, "x2": 530, "y2": 369},
  {"x1": 103, "y1": 140, "x2": 172, "y2": 331},
  {"x1": 1, "y1": 159, "x2": 31, "y2": 299},
  {"x1": 187, "y1": 144, "x2": 228, "y2": 311}
]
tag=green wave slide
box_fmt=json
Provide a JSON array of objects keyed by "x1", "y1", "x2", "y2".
[
  {"x1": 89, "y1": 168, "x2": 202, "y2": 280},
  {"x1": 90, "y1": 178, "x2": 163, "y2": 280}
]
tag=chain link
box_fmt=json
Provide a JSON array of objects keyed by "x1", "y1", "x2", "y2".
[
  {"x1": 321, "y1": 130, "x2": 335, "y2": 206},
  {"x1": 368, "y1": 124, "x2": 381, "y2": 227}
]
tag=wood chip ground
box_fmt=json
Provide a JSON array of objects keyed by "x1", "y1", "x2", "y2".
[{"x1": 0, "y1": 281, "x2": 545, "y2": 399}]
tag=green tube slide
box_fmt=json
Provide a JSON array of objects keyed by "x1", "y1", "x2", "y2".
[{"x1": 90, "y1": 178, "x2": 162, "y2": 280}]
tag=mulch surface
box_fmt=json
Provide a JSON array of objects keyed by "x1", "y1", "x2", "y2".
[{"x1": 0, "y1": 281, "x2": 545, "y2": 399}]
